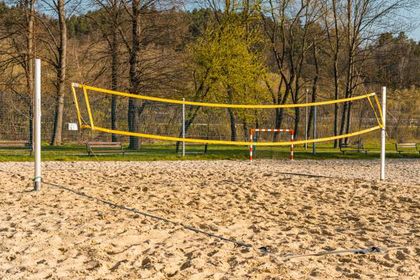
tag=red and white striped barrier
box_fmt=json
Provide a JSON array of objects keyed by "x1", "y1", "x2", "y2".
[{"x1": 249, "y1": 129, "x2": 295, "y2": 161}]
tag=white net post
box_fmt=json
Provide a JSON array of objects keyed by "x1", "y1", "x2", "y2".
[
  {"x1": 182, "y1": 98, "x2": 186, "y2": 157},
  {"x1": 380, "y1": 87, "x2": 386, "y2": 180},
  {"x1": 305, "y1": 89, "x2": 308, "y2": 150},
  {"x1": 312, "y1": 106, "x2": 317, "y2": 155},
  {"x1": 33, "y1": 59, "x2": 42, "y2": 191}
]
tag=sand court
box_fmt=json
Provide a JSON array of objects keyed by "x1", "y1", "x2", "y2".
[{"x1": 0, "y1": 159, "x2": 419, "y2": 279}]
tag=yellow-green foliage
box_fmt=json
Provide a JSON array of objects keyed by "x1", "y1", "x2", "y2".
[
  {"x1": 188, "y1": 16, "x2": 269, "y2": 124},
  {"x1": 190, "y1": 19, "x2": 267, "y2": 103}
]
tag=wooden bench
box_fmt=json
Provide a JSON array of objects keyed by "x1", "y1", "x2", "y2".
[
  {"x1": 395, "y1": 143, "x2": 419, "y2": 154},
  {"x1": 0, "y1": 140, "x2": 32, "y2": 155},
  {"x1": 339, "y1": 142, "x2": 367, "y2": 154},
  {"x1": 86, "y1": 142, "x2": 124, "y2": 156}
]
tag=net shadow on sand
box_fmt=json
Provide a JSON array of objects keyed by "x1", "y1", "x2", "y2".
[
  {"x1": 276, "y1": 172, "x2": 334, "y2": 179},
  {"x1": 43, "y1": 180, "x2": 252, "y2": 248},
  {"x1": 43, "y1": 179, "x2": 387, "y2": 261}
]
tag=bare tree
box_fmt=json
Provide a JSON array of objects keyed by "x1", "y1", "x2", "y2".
[
  {"x1": 322, "y1": 0, "x2": 341, "y2": 147},
  {"x1": 91, "y1": 0, "x2": 125, "y2": 142},
  {"x1": 261, "y1": 0, "x2": 323, "y2": 139},
  {"x1": 336, "y1": 0, "x2": 415, "y2": 144},
  {"x1": 119, "y1": 0, "x2": 186, "y2": 150},
  {"x1": 37, "y1": 0, "x2": 70, "y2": 145},
  {"x1": 0, "y1": 0, "x2": 37, "y2": 141}
]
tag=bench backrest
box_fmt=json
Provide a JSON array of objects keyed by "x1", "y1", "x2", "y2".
[
  {"x1": 0, "y1": 140, "x2": 31, "y2": 147},
  {"x1": 340, "y1": 142, "x2": 363, "y2": 148},
  {"x1": 396, "y1": 143, "x2": 417, "y2": 148},
  {"x1": 87, "y1": 142, "x2": 122, "y2": 148}
]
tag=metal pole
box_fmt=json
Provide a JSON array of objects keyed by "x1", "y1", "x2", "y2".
[
  {"x1": 312, "y1": 106, "x2": 317, "y2": 155},
  {"x1": 34, "y1": 59, "x2": 41, "y2": 191},
  {"x1": 249, "y1": 131, "x2": 253, "y2": 162},
  {"x1": 182, "y1": 98, "x2": 186, "y2": 157},
  {"x1": 380, "y1": 87, "x2": 386, "y2": 180},
  {"x1": 290, "y1": 131, "x2": 294, "y2": 160},
  {"x1": 305, "y1": 89, "x2": 308, "y2": 150}
]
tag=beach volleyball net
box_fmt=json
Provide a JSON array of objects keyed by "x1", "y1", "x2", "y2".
[{"x1": 70, "y1": 83, "x2": 384, "y2": 147}]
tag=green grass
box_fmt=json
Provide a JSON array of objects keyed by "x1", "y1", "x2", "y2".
[{"x1": 0, "y1": 142, "x2": 418, "y2": 162}]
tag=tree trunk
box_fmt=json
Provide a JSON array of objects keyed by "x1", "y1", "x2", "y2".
[
  {"x1": 345, "y1": 101, "x2": 352, "y2": 137},
  {"x1": 340, "y1": 55, "x2": 355, "y2": 145},
  {"x1": 273, "y1": 108, "x2": 284, "y2": 140},
  {"x1": 242, "y1": 119, "x2": 248, "y2": 141},
  {"x1": 228, "y1": 108, "x2": 237, "y2": 141},
  {"x1": 293, "y1": 107, "x2": 300, "y2": 139},
  {"x1": 338, "y1": 102, "x2": 347, "y2": 145},
  {"x1": 273, "y1": 82, "x2": 290, "y2": 141},
  {"x1": 28, "y1": 109, "x2": 33, "y2": 143},
  {"x1": 51, "y1": 93, "x2": 65, "y2": 145},
  {"x1": 128, "y1": 0, "x2": 141, "y2": 149},
  {"x1": 339, "y1": 0, "x2": 355, "y2": 146},
  {"x1": 111, "y1": 95, "x2": 117, "y2": 141},
  {"x1": 227, "y1": 86, "x2": 236, "y2": 141},
  {"x1": 307, "y1": 41, "x2": 319, "y2": 140},
  {"x1": 26, "y1": 0, "x2": 35, "y2": 144},
  {"x1": 51, "y1": 0, "x2": 67, "y2": 146},
  {"x1": 111, "y1": 26, "x2": 118, "y2": 142},
  {"x1": 307, "y1": 90, "x2": 318, "y2": 138},
  {"x1": 333, "y1": 71, "x2": 339, "y2": 147},
  {"x1": 128, "y1": 99, "x2": 139, "y2": 149},
  {"x1": 332, "y1": 0, "x2": 340, "y2": 148}
]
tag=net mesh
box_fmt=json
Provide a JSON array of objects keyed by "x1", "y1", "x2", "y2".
[{"x1": 71, "y1": 83, "x2": 384, "y2": 147}]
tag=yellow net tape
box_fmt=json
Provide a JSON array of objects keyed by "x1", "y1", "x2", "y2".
[
  {"x1": 87, "y1": 125, "x2": 381, "y2": 146},
  {"x1": 71, "y1": 84, "x2": 83, "y2": 126},
  {"x1": 72, "y1": 83, "x2": 377, "y2": 109},
  {"x1": 71, "y1": 83, "x2": 384, "y2": 147},
  {"x1": 373, "y1": 94, "x2": 384, "y2": 126},
  {"x1": 82, "y1": 86, "x2": 95, "y2": 129},
  {"x1": 367, "y1": 96, "x2": 383, "y2": 128}
]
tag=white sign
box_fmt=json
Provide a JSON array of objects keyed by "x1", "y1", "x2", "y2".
[{"x1": 68, "y1": 123, "x2": 78, "y2": 131}]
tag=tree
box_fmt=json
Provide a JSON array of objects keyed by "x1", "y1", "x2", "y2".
[
  {"x1": 367, "y1": 32, "x2": 420, "y2": 89},
  {"x1": 187, "y1": 7, "x2": 266, "y2": 141},
  {"x1": 0, "y1": 0, "x2": 37, "y2": 142},
  {"x1": 322, "y1": 0, "x2": 342, "y2": 147},
  {"x1": 120, "y1": 0, "x2": 186, "y2": 150},
  {"x1": 260, "y1": 0, "x2": 323, "y2": 139},
  {"x1": 336, "y1": 0, "x2": 416, "y2": 144},
  {"x1": 37, "y1": 0, "x2": 71, "y2": 145},
  {"x1": 91, "y1": 0, "x2": 125, "y2": 142}
]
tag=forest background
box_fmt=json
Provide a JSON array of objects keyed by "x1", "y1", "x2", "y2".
[{"x1": 0, "y1": 0, "x2": 419, "y2": 150}]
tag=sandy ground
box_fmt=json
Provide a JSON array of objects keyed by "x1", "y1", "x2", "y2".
[{"x1": 0, "y1": 159, "x2": 419, "y2": 279}]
